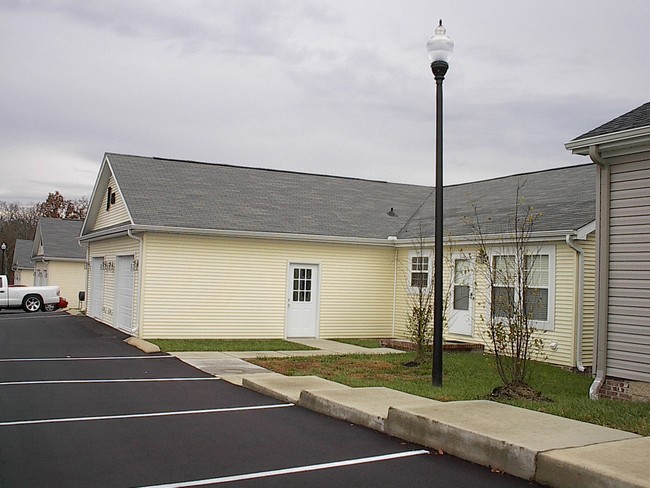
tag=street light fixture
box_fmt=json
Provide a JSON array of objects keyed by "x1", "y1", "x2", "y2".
[{"x1": 427, "y1": 20, "x2": 454, "y2": 387}]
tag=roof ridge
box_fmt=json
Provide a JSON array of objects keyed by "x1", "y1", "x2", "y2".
[
  {"x1": 444, "y1": 162, "x2": 593, "y2": 190},
  {"x1": 108, "y1": 152, "x2": 592, "y2": 192},
  {"x1": 111, "y1": 153, "x2": 433, "y2": 189}
]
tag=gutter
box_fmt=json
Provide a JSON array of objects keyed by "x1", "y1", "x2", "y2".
[
  {"x1": 81, "y1": 224, "x2": 396, "y2": 248},
  {"x1": 589, "y1": 144, "x2": 610, "y2": 400},
  {"x1": 565, "y1": 234, "x2": 585, "y2": 372},
  {"x1": 565, "y1": 125, "x2": 650, "y2": 155},
  {"x1": 127, "y1": 229, "x2": 144, "y2": 339}
]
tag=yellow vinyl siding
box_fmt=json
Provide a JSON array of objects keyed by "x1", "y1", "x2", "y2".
[
  {"x1": 93, "y1": 174, "x2": 130, "y2": 231},
  {"x1": 46, "y1": 261, "x2": 86, "y2": 306},
  {"x1": 86, "y1": 236, "x2": 139, "y2": 329},
  {"x1": 394, "y1": 240, "x2": 596, "y2": 368},
  {"x1": 13, "y1": 268, "x2": 34, "y2": 286},
  {"x1": 140, "y1": 234, "x2": 395, "y2": 339}
]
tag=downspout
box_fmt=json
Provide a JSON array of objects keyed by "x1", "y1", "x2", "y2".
[
  {"x1": 388, "y1": 236, "x2": 398, "y2": 337},
  {"x1": 82, "y1": 242, "x2": 90, "y2": 312},
  {"x1": 589, "y1": 144, "x2": 610, "y2": 399},
  {"x1": 127, "y1": 230, "x2": 144, "y2": 339},
  {"x1": 565, "y1": 234, "x2": 585, "y2": 372}
]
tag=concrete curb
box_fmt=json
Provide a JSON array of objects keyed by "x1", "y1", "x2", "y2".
[
  {"x1": 235, "y1": 373, "x2": 648, "y2": 487},
  {"x1": 384, "y1": 401, "x2": 639, "y2": 481},
  {"x1": 299, "y1": 386, "x2": 440, "y2": 432},
  {"x1": 123, "y1": 337, "x2": 160, "y2": 354},
  {"x1": 241, "y1": 374, "x2": 350, "y2": 403}
]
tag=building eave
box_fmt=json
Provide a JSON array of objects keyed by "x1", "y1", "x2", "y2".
[
  {"x1": 79, "y1": 224, "x2": 397, "y2": 247},
  {"x1": 392, "y1": 227, "x2": 594, "y2": 248},
  {"x1": 565, "y1": 126, "x2": 650, "y2": 157}
]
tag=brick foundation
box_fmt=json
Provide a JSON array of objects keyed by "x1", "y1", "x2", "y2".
[{"x1": 598, "y1": 377, "x2": 650, "y2": 402}]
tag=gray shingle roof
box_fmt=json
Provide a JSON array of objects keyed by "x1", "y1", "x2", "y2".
[
  {"x1": 12, "y1": 239, "x2": 34, "y2": 269},
  {"x1": 398, "y1": 164, "x2": 596, "y2": 239},
  {"x1": 572, "y1": 101, "x2": 650, "y2": 141},
  {"x1": 108, "y1": 154, "x2": 433, "y2": 240},
  {"x1": 37, "y1": 218, "x2": 85, "y2": 260},
  {"x1": 103, "y1": 153, "x2": 595, "y2": 241}
]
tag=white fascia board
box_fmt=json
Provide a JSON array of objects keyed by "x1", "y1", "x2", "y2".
[
  {"x1": 576, "y1": 220, "x2": 596, "y2": 240},
  {"x1": 565, "y1": 126, "x2": 650, "y2": 156},
  {"x1": 80, "y1": 156, "x2": 110, "y2": 237},
  {"x1": 392, "y1": 230, "x2": 580, "y2": 248},
  {"x1": 79, "y1": 224, "x2": 396, "y2": 247},
  {"x1": 38, "y1": 257, "x2": 86, "y2": 263},
  {"x1": 78, "y1": 224, "x2": 133, "y2": 243}
]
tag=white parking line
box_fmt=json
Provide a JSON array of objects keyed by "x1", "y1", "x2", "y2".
[
  {"x1": 0, "y1": 355, "x2": 173, "y2": 362},
  {"x1": 0, "y1": 377, "x2": 220, "y2": 386},
  {"x1": 136, "y1": 450, "x2": 431, "y2": 487},
  {"x1": 0, "y1": 403, "x2": 294, "y2": 426}
]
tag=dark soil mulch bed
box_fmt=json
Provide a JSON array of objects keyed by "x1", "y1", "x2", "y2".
[{"x1": 489, "y1": 382, "x2": 552, "y2": 402}]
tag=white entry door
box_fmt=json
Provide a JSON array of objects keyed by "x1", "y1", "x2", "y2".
[
  {"x1": 448, "y1": 257, "x2": 473, "y2": 336},
  {"x1": 286, "y1": 264, "x2": 319, "y2": 338},
  {"x1": 89, "y1": 257, "x2": 104, "y2": 319},
  {"x1": 115, "y1": 255, "x2": 135, "y2": 335}
]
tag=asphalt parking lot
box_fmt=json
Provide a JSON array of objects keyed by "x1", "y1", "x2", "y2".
[{"x1": 0, "y1": 312, "x2": 539, "y2": 487}]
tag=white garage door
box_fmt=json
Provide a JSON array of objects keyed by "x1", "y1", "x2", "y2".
[{"x1": 115, "y1": 255, "x2": 135, "y2": 335}]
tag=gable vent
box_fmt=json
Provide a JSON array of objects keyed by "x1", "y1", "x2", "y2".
[{"x1": 106, "y1": 187, "x2": 116, "y2": 211}]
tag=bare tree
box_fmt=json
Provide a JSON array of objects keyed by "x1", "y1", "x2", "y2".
[
  {"x1": 0, "y1": 201, "x2": 39, "y2": 280},
  {"x1": 404, "y1": 232, "x2": 434, "y2": 363},
  {"x1": 464, "y1": 185, "x2": 546, "y2": 394},
  {"x1": 402, "y1": 225, "x2": 455, "y2": 365}
]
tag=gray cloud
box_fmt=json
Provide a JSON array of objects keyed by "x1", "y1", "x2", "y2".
[{"x1": 1, "y1": 0, "x2": 648, "y2": 204}]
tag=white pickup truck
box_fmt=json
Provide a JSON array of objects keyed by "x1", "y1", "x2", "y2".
[{"x1": 0, "y1": 275, "x2": 61, "y2": 312}]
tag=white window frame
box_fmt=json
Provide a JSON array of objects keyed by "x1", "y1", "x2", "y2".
[
  {"x1": 488, "y1": 245, "x2": 555, "y2": 331},
  {"x1": 408, "y1": 249, "x2": 433, "y2": 294}
]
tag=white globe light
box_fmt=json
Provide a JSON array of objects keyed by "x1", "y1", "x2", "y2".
[{"x1": 427, "y1": 20, "x2": 454, "y2": 64}]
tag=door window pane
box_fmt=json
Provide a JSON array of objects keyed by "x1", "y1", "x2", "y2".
[
  {"x1": 454, "y1": 285, "x2": 470, "y2": 310},
  {"x1": 292, "y1": 267, "x2": 312, "y2": 302},
  {"x1": 453, "y1": 259, "x2": 470, "y2": 311}
]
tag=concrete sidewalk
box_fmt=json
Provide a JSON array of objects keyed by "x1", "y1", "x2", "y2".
[
  {"x1": 171, "y1": 338, "x2": 403, "y2": 378},
  {"x1": 169, "y1": 339, "x2": 649, "y2": 487}
]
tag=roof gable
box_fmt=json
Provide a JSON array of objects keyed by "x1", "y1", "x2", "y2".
[
  {"x1": 33, "y1": 218, "x2": 85, "y2": 260},
  {"x1": 12, "y1": 239, "x2": 34, "y2": 269},
  {"x1": 81, "y1": 155, "x2": 134, "y2": 237}
]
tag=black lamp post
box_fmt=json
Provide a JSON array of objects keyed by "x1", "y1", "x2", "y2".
[
  {"x1": 427, "y1": 20, "x2": 454, "y2": 387},
  {"x1": 1, "y1": 243, "x2": 6, "y2": 278}
]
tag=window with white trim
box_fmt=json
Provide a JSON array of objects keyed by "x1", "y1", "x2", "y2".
[
  {"x1": 490, "y1": 247, "x2": 555, "y2": 330},
  {"x1": 409, "y1": 251, "x2": 432, "y2": 292},
  {"x1": 524, "y1": 254, "x2": 549, "y2": 321}
]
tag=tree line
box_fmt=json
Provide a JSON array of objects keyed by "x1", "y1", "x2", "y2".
[{"x1": 0, "y1": 191, "x2": 88, "y2": 276}]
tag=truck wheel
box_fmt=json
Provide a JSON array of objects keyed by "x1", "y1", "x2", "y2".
[{"x1": 23, "y1": 295, "x2": 43, "y2": 313}]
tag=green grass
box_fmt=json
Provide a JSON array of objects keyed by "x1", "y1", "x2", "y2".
[
  {"x1": 148, "y1": 338, "x2": 316, "y2": 352},
  {"x1": 251, "y1": 352, "x2": 650, "y2": 435},
  {"x1": 332, "y1": 338, "x2": 383, "y2": 348}
]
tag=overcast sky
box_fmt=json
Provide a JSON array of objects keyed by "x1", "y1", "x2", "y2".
[{"x1": 2, "y1": 0, "x2": 649, "y2": 204}]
